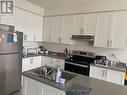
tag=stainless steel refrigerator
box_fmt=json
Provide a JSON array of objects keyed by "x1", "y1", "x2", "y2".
[{"x1": 0, "y1": 25, "x2": 23, "y2": 95}]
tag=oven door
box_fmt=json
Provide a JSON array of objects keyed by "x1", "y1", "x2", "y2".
[{"x1": 65, "y1": 61, "x2": 90, "y2": 76}]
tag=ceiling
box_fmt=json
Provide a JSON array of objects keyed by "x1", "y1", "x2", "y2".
[
  {"x1": 27, "y1": 0, "x2": 126, "y2": 16},
  {"x1": 27, "y1": 0, "x2": 104, "y2": 10}
]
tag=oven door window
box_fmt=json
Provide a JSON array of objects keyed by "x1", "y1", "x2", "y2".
[{"x1": 65, "y1": 63, "x2": 89, "y2": 76}]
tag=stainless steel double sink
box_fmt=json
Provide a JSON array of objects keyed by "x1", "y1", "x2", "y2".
[{"x1": 31, "y1": 66, "x2": 77, "y2": 84}]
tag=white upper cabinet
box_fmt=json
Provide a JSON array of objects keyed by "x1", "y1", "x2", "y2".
[
  {"x1": 73, "y1": 13, "x2": 96, "y2": 35},
  {"x1": 51, "y1": 16, "x2": 62, "y2": 43},
  {"x1": 110, "y1": 11, "x2": 127, "y2": 49},
  {"x1": 25, "y1": 11, "x2": 35, "y2": 41},
  {"x1": 43, "y1": 16, "x2": 62, "y2": 43},
  {"x1": 43, "y1": 17, "x2": 52, "y2": 42},
  {"x1": 15, "y1": 7, "x2": 43, "y2": 42},
  {"x1": 15, "y1": 8, "x2": 26, "y2": 33},
  {"x1": 34, "y1": 14, "x2": 43, "y2": 41},
  {"x1": 0, "y1": 15, "x2": 14, "y2": 26},
  {"x1": 61, "y1": 15, "x2": 74, "y2": 44},
  {"x1": 94, "y1": 12, "x2": 112, "y2": 48},
  {"x1": 94, "y1": 11, "x2": 127, "y2": 49}
]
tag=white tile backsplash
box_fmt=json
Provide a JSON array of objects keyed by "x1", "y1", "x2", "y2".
[
  {"x1": 41, "y1": 41, "x2": 127, "y2": 64},
  {"x1": 23, "y1": 41, "x2": 127, "y2": 64},
  {"x1": 23, "y1": 42, "x2": 42, "y2": 48}
]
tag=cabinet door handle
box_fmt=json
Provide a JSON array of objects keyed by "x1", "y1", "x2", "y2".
[
  {"x1": 34, "y1": 36, "x2": 36, "y2": 41},
  {"x1": 30, "y1": 58, "x2": 33, "y2": 64},
  {"x1": 107, "y1": 40, "x2": 110, "y2": 47},
  {"x1": 56, "y1": 60, "x2": 61, "y2": 62},
  {"x1": 26, "y1": 35, "x2": 27, "y2": 41},
  {"x1": 102, "y1": 70, "x2": 105, "y2": 77},
  {"x1": 58, "y1": 37, "x2": 61, "y2": 43},
  {"x1": 49, "y1": 36, "x2": 51, "y2": 42},
  {"x1": 80, "y1": 28, "x2": 84, "y2": 34},
  {"x1": 110, "y1": 41, "x2": 112, "y2": 47},
  {"x1": 24, "y1": 35, "x2": 27, "y2": 41},
  {"x1": 105, "y1": 70, "x2": 107, "y2": 78}
]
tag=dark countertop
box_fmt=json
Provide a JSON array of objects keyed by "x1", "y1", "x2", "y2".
[
  {"x1": 23, "y1": 68, "x2": 127, "y2": 95},
  {"x1": 91, "y1": 63, "x2": 126, "y2": 72},
  {"x1": 23, "y1": 53, "x2": 66, "y2": 60}
]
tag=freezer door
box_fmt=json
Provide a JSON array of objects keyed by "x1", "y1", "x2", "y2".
[
  {"x1": 0, "y1": 31, "x2": 23, "y2": 54},
  {"x1": 0, "y1": 53, "x2": 22, "y2": 95}
]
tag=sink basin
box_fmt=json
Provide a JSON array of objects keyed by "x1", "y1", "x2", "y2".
[{"x1": 32, "y1": 66, "x2": 77, "y2": 83}]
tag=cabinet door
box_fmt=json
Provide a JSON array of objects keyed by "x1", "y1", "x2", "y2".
[
  {"x1": 15, "y1": 8, "x2": 26, "y2": 32},
  {"x1": 52, "y1": 58, "x2": 65, "y2": 70},
  {"x1": 43, "y1": 17, "x2": 52, "y2": 42},
  {"x1": 25, "y1": 11, "x2": 34, "y2": 41},
  {"x1": 61, "y1": 15, "x2": 74, "y2": 44},
  {"x1": 43, "y1": 83, "x2": 58, "y2": 95},
  {"x1": 23, "y1": 76, "x2": 37, "y2": 95},
  {"x1": 94, "y1": 13, "x2": 111, "y2": 48},
  {"x1": 42, "y1": 56, "x2": 52, "y2": 66},
  {"x1": 43, "y1": 83, "x2": 65, "y2": 95},
  {"x1": 32, "y1": 56, "x2": 42, "y2": 69},
  {"x1": 74, "y1": 14, "x2": 84, "y2": 35},
  {"x1": 74, "y1": 14, "x2": 96, "y2": 35},
  {"x1": 90, "y1": 66, "x2": 105, "y2": 80},
  {"x1": 110, "y1": 11, "x2": 127, "y2": 49},
  {"x1": 15, "y1": 8, "x2": 27, "y2": 41},
  {"x1": 0, "y1": 15, "x2": 14, "y2": 26},
  {"x1": 84, "y1": 14, "x2": 96, "y2": 35},
  {"x1": 34, "y1": 14, "x2": 43, "y2": 41},
  {"x1": 22, "y1": 58, "x2": 31, "y2": 72},
  {"x1": 106, "y1": 69, "x2": 125, "y2": 85},
  {"x1": 51, "y1": 16, "x2": 62, "y2": 43},
  {"x1": 36, "y1": 81, "x2": 44, "y2": 95}
]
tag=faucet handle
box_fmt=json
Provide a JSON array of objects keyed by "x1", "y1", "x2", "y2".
[{"x1": 40, "y1": 66, "x2": 47, "y2": 77}]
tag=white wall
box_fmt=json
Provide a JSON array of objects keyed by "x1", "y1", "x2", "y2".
[{"x1": 42, "y1": 41, "x2": 127, "y2": 63}]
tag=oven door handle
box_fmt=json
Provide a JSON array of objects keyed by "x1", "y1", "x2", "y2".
[{"x1": 65, "y1": 61, "x2": 89, "y2": 68}]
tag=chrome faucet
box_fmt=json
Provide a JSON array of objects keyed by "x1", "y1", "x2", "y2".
[
  {"x1": 40, "y1": 66, "x2": 56, "y2": 80},
  {"x1": 40, "y1": 66, "x2": 47, "y2": 77}
]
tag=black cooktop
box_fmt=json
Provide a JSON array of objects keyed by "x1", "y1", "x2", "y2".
[{"x1": 65, "y1": 57, "x2": 94, "y2": 66}]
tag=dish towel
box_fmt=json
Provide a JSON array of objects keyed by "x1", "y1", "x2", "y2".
[{"x1": 66, "y1": 84, "x2": 92, "y2": 95}]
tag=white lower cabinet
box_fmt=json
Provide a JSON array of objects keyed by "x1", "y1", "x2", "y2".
[
  {"x1": 22, "y1": 56, "x2": 42, "y2": 72},
  {"x1": 22, "y1": 76, "x2": 65, "y2": 95},
  {"x1": 106, "y1": 69, "x2": 125, "y2": 85},
  {"x1": 90, "y1": 65, "x2": 125, "y2": 85},
  {"x1": 90, "y1": 66, "x2": 106, "y2": 80},
  {"x1": 42, "y1": 56, "x2": 52, "y2": 66},
  {"x1": 22, "y1": 56, "x2": 42, "y2": 86},
  {"x1": 51, "y1": 58, "x2": 65, "y2": 70},
  {"x1": 42, "y1": 56, "x2": 65, "y2": 70}
]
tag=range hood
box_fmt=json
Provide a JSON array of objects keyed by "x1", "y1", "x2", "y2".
[{"x1": 71, "y1": 35, "x2": 94, "y2": 41}]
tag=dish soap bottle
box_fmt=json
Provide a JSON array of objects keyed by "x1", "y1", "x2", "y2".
[
  {"x1": 55, "y1": 67, "x2": 61, "y2": 83},
  {"x1": 64, "y1": 48, "x2": 68, "y2": 57}
]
